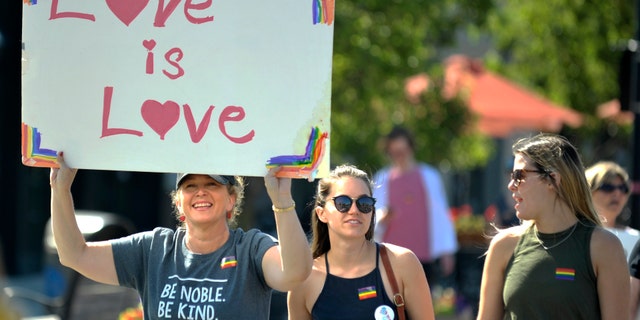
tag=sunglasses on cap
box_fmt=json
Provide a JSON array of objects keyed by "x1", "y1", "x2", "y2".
[
  {"x1": 598, "y1": 183, "x2": 630, "y2": 194},
  {"x1": 329, "y1": 195, "x2": 376, "y2": 214},
  {"x1": 510, "y1": 168, "x2": 547, "y2": 187}
]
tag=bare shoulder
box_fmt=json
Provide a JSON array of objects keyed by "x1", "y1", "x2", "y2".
[
  {"x1": 590, "y1": 226, "x2": 624, "y2": 255},
  {"x1": 379, "y1": 243, "x2": 424, "y2": 291},
  {"x1": 486, "y1": 225, "x2": 524, "y2": 258},
  {"x1": 379, "y1": 242, "x2": 419, "y2": 264},
  {"x1": 589, "y1": 226, "x2": 629, "y2": 282},
  {"x1": 305, "y1": 257, "x2": 329, "y2": 288},
  {"x1": 591, "y1": 226, "x2": 622, "y2": 244},
  {"x1": 490, "y1": 225, "x2": 523, "y2": 244}
]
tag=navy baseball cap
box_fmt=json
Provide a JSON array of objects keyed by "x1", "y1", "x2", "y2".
[{"x1": 176, "y1": 173, "x2": 237, "y2": 189}]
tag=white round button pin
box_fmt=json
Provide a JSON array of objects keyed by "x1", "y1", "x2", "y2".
[{"x1": 374, "y1": 305, "x2": 395, "y2": 320}]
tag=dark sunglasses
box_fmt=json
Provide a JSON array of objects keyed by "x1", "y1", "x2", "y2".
[
  {"x1": 330, "y1": 195, "x2": 376, "y2": 214},
  {"x1": 598, "y1": 183, "x2": 630, "y2": 194},
  {"x1": 510, "y1": 168, "x2": 547, "y2": 187}
]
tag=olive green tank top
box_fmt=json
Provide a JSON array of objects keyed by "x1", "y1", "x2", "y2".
[{"x1": 503, "y1": 220, "x2": 600, "y2": 320}]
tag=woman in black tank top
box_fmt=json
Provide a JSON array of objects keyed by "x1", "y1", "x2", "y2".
[{"x1": 288, "y1": 164, "x2": 435, "y2": 319}]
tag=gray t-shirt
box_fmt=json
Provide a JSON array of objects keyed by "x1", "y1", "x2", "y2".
[{"x1": 112, "y1": 227, "x2": 278, "y2": 320}]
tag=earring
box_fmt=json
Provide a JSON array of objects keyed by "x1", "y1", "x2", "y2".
[{"x1": 179, "y1": 215, "x2": 186, "y2": 222}]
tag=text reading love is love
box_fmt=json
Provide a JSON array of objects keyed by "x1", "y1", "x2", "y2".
[{"x1": 47, "y1": 0, "x2": 257, "y2": 144}]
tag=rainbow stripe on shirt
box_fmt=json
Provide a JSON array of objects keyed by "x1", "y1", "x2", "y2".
[
  {"x1": 220, "y1": 256, "x2": 237, "y2": 269},
  {"x1": 555, "y1": 267, "x2": 575, "y2": 281},
  {"x1": 358, "y1": 286, "x2": 377, "y2": 300}
]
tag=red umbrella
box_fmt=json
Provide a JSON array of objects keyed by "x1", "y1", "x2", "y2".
[{"x1": 405, "y1": 55, "x2": 584, "y2": 137}]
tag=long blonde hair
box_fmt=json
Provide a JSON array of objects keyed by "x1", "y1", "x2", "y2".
[{"x1": 512, "y1": 133, "x2": 600, "y2": 226}]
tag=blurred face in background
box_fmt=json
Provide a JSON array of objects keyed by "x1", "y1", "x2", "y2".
[
  {"x1": 386, "y1": 137, "x2": 414, "y2": 168},
  {"x1": 591, "y1": 175, "x2": 630, "y2": 225}
]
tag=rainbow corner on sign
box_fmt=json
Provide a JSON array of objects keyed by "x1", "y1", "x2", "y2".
[
  {"x1": 23, "y1": 0, "x2": 37, "y2": 5},
  {"x1": 312, "y1": 0, "x2": 334, "y2": 25},
  {"x1": 21, "y1": 122, "x2": 59, "y2": 168},
  {"x1": 266, "y1": 126, "x2": 328, "y2": 181}
]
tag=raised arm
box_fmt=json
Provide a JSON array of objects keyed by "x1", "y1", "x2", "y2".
[
  {"x1": 261, "y1": 167, "x2": 313, "y2": 292},
  {"x1": 50, "y1": 153, "x2": 119, "y2": 285}
]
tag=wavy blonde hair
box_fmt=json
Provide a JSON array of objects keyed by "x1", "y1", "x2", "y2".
[{"x1": 512, "y1": 133, "x2": 600, "y2": 226}]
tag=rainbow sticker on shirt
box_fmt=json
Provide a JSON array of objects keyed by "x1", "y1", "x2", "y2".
[
  {"x1": 21, "y1": 122, "x2": 58, "y2": 168},
  {"x1": 23, "y1": 0, "x2": 37, "y2": 5},
  {"x1": 220, "y1": 256, "x2": 237, "y2": 269},
  {"x1": 555, "y1": 268, "x2": 575, "y2": 281},
  {"x1": 358, "y1": 286, "x2": 377, "y2": 300}
]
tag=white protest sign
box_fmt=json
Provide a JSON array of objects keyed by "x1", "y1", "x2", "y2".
[{"x1": 21, "y1": 0, "x2": 333, "y2": 178}]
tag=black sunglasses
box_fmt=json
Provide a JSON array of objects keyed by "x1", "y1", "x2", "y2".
[
  {"x1": 598, "y1": 183, "x2": 630, "y2": 194},
  {"x1": 329, "y1": 195, "x2": 376, "y2": 214},
  {"x1": 510, "y1": 168, "x2": 547, "y2": 187}
]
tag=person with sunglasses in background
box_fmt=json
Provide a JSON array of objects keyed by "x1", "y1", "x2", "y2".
[
  {"x1": 287, "y1": 164, "x2": 435, "y2": 319},
  {"x1": 477, "y1": 133, "x2": 629, "y2": 320},
  {"x1": 585, "y1": 161, "x2": 637, "y2": 261},
  {"x1": 588, "y1": 163, "x2": 640, "y2": 319}
]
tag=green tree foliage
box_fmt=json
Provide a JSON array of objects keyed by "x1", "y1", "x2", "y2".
[
  {"x1": 482, "y1": 0, "x2": 635, "y2": 158},
  {"x1": 330, "y1": 0, "x2": 494, "y2": 172}
]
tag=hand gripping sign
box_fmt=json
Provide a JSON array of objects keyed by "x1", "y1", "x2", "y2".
[{"x1": 21, "y1": 0, "x2": 333, "y2": 179}]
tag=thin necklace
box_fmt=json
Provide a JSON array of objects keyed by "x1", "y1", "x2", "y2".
[{"x1": 535, "y1": 222, "x2": 578, "y2": 250}]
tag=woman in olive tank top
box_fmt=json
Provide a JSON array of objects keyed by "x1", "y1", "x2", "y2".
[{"x1": 477, "y1": 133, "x2": 629, "y2": 320}]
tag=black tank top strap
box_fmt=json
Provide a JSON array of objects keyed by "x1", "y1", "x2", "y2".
[
  {"x1": 375, "y1": 242, "x2": 380, "y2": 268},
  {"x1": 325, "y1": 252, "x2": 330, "y2": 274}
]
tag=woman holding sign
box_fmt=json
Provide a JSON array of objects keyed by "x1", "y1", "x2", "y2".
[
  {"x1": 287, "y1": 164, "x2": 435, "y2": 320},
  {"x1": 49, "y1": 153, "x2": 312, "y2": 319}
]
